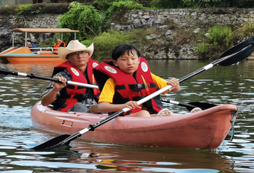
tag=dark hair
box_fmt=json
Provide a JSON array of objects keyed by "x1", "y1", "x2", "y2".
[{"x1": 112, "y1": 44, "x2": 140, "y2": 60}]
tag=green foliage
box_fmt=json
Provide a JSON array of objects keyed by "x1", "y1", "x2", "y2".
[
  {"x1": 207, "y1": 26, "x2": 232, "y2": 46},
  {"x1": 58, "y1": 1, "x2": 102, "y2": 41},
  {"x1": 0, "y1": 3, "x2": 69, "y2": 15},
  {"x1": 38, "y1": 3, "x2": 69, "y2": 14},
  {"x1": 109, "y1": 0, "x2": 143, "y2": 11},
  {"x1": 151, "y1": 0, "x2": 184, "y2": 8},
  {"x1": 90, "y1": 31, "x2": 131, "y2": 61},
  {"x1": 43, "y1": 38, "x2": 55, "y2": 47},
  {"x1": 0, "y1": 5, "x2": 16, "y2": 15},
  {"x1": 15, "y1": 4, "x2": 34, "y2": 15},
  {"x1": 94, "y1": 0, "x2": 144, "y2": 11},
  {"x1": 105, "y1": 0, "x2": 144, "y2": 18},
  {"x1": 81, "y1": 40, "x2": 94, "y2": 48},
  {"x1": 0, "y1": 0, "x2": 253, "y2": 17},
  {"x1": 195, "y1": 43, "x2": 210, "y2": 53},
  {"x1": 89, "y1": 29, "x2": 147, "y2": 62},
  {"x1": 182, "y1": 0, "x2": 200, "y2": 8},
  {"x1": 180, "y1": 0, "x2": 254, "y2": 8},
  {"x1": 93, "y1": 0, "x2": 118, "y2": 11},
  {"x1": 194, "y1": 25, "x2": 233, "y2": 59},
  {"x1": 236, "y1": 22, "x2": 254, "y2": 39},
  {"x1": 103, "y1": 1, "x2": 144, "y2": 30},
  {"x1": 14, "y1": 3, "x2": 69, "y2": 15}
]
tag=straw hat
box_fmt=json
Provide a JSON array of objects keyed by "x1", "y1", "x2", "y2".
[{"x1": 58, "y1": 40, "x2": 94, "y2": 61}]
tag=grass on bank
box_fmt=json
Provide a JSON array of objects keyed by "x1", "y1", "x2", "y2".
[
  {"x1": 83, "y1": 29, "x2": 160, "y2": 62},
  {"x1": 52, "y1": 21, "x2": 254, "y2": 61}
]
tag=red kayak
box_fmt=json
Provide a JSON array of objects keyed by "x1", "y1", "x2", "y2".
[{"x1": 30, "y1": 101, "x2": 237, "y2": 150}]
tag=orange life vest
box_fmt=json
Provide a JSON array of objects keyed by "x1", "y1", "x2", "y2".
[
  {"x1": 52, "y1": 59, "x2": 100, "y2": 112},
  {"x1": 93, "y1": 57, "x2": 163, "y2": 115},
  {"x1": 53, "y1": 41, "x2": 66, "y2": 52}
]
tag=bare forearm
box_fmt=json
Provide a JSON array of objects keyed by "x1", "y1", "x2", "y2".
[
  {"x1": 41, "y1": 76, "x2": 67, "y2": 106},
  {"x1": 98, "y1": 102, "x2": 126, "y2": 113},
  {"x1": 41, "y1": 88, "x2": 59, "y2": 106}
]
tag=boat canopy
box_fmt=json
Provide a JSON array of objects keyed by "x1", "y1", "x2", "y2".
[
  {"x1": 11, "y1": 28, "x2": 79, "y2": 33},
  {"x1": 11, "y1": 28, "x2": 80, "y2": 47}
]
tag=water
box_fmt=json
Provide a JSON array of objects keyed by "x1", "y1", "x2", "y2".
[{"x1": 0, "y1": 60, "x2": 253, "y2": 172}]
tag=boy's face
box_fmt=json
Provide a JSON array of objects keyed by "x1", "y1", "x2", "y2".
[{"x1": 113, "y1": 50, "x2": 140, "y2": 75}]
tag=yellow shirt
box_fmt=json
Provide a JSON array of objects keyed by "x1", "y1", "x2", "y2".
[{"x1": 99, "y1": 73, "x2": 168, "y2": 103}]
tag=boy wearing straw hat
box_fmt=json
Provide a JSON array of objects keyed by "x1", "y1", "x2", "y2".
[{"x1": 41, "y1": 40, "x2": 100, "y2": 112}]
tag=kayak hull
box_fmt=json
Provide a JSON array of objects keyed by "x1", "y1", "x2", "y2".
[{"x1": 31, "y1": 101, "x2": 237, "y2": 150}]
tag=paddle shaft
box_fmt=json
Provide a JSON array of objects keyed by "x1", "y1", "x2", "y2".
[
  {"x1": 0, "y1": 66, "x2": 220, "y2": 111},
  {"x1": 54, "y1": 110, "x2": 125, "y2": 146},
  {"x1": 161, "y1": 98, "x2": 196, "y2": 109},
  {"x1": 0, "y1": 68, "x2": 98, "y2": 89},
  {"x1": 179, "y1": 47, "x2": 246, "y2": 82},
  {"x1": 0, "y1": 66, "x2": 212, "y2": 111}
]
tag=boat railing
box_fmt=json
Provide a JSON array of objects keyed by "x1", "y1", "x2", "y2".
[{"x1": 29, "y1": 47, "x2": 60, "y2": 54}]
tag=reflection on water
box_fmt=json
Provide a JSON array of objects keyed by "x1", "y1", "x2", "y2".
[
  {"x1": 0, "y1": 60, "x2": 254, "y2": 172},
  {"x1": 0, "y1": 139, "x2": 235, "y2": 173}
]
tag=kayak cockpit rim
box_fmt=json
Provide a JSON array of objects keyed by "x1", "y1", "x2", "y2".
[{"x1": 11, "y1": 28, "x2": 80, "y2": 47}]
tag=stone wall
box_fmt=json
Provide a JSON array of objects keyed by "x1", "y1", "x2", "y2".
[
  {"x1": 0, "y1": 14, "x2": 59, "y2": 49},
  {"x1": 0, "y1": 14, "x2": 58, "y2": 29},
  {"x1": 111, "y1": 8, "x2": 254, "y2": 31},
  {"x1": 110, "y1": 8, "x2": 254, "y2": 59},
  {"x1": 1, "y1": 8, "x2": 254, "y2": 59}
]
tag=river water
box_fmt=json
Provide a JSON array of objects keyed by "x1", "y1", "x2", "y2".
[{"x1": 0, "y1": 59, "x2": 254, "y2": 172}]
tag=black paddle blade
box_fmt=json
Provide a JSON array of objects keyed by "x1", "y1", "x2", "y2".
[
  {"x1": 161, "y1": 98, "x2": 217, "y2": 111},
  {"x1": 0, "y1": 63, "x2": 9, "y2": 78},
  {"x1": 188, "y1": 102, "x2": 217, "y2": 111},
  {"x1": 32, "y1": 134, "x2": 71, "y2": 150},
  {"x1": 32, "y1": 131, "x2": 82, "y2": 150},
  {"x1": 218, "y1": 36, "x2": 254, "y2": 66},
  {"x1": 33, "y1": 110, "x2": 124, "y2": 150}
]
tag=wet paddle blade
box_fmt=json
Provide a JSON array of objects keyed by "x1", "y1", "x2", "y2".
[
  {"x1": 0, "y1": 64, "x2": 9, "y2": 78},
  {"x1": 32, "y1": 110, "x2": 124, "y2": 151},
  {"x1": 188, "y1": 102, "x2": 217, "y2": 111},
  {"x1": 32, "y1": 134, "x2": 70, "y2": 150},
  {"x1": 219, "y1": 36, "x2": 254, "y2": 66},
  {"x1": 33, "y1": 130, "x2": 86, "y2": 150},
  {"x1": 161, "y1": 98, "x2": 217, "y2": 111}
]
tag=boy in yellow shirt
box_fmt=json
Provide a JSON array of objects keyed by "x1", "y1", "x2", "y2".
[{"x1": 93, "y1": 44, "x2": 180, "y2": 117}]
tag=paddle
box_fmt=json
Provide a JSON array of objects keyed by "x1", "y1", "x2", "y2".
[
  {"x1": 161, "y1": 98, "x2": 217, "y2": 111},
  {"x1": 0, "y1": 64, "x2": 220, "y2": 112},
  {"x1": 0, "y1": 64, "x2": 98, "y2": 89},
  {"x1": 0, "y1": 64, "x2": 217, "y2": 112},
  {"x1": 32, "y1": 36, "x2": 254, "y2": 150}
]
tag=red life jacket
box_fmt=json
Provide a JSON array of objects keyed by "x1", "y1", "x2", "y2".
[
  {"x1": 53, "y1": 41, "x2": 66, "y2": 52},
  {"x1": 53, "y1": 59, "x2": 100, "y2": 112},
  {"x1": 93, "y1": 57, "x2": 164, "y2": 115}
]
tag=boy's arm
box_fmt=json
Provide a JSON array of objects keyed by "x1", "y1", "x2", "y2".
[
  {"x1": 151, "y1": 73, "x2": 180, "y2": 93},
  {"x1": 98, "y1": 102, "x2": 133, "y2": 113}
]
